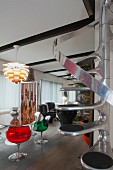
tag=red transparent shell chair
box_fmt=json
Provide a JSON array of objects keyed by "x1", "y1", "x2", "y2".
[{"x1": 6, "y1": 125, "x2": 31, "y2": 161}]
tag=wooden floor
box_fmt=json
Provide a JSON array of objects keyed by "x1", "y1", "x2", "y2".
[{"x1": 0, "y1": 121, "x2": 89, "y2": 170}]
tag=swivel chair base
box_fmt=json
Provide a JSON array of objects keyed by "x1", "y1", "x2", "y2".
[
  {"x1": 81, "y1": 152, "x2": 113, "y2": 170},
  {"x1": 35, "y1": 139, "x2": 48, "y2": 144},
  {"x1": 8, "y1": 152, "x2": 27, "y2": 161}
]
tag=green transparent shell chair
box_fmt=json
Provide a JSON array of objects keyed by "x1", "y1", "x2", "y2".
[{"x1": 33, "y1": 118, "x2": 48, "y2": 144}]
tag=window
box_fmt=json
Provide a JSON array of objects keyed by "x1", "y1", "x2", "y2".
[
  {"x1": 41, "y1": 80, "x2": 62, "y2": 104},
  {"x1": 68, "y1": 91, "x2": 76, "y2": 103},
  {"x1": 0, "y1": 72, "x2": 20, "y2": 110}
]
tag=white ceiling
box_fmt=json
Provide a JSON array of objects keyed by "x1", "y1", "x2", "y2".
[
  {"x1": 0, "y1": 0, "x2": 95, "y2": 79},
  {"x1": 0, "y1": 0, "x2": 88, "y2": 46}
]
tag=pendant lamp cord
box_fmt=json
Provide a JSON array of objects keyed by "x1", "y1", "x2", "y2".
[{"x1": 13, "y1": 45, "x2": 20, "y2": 62}]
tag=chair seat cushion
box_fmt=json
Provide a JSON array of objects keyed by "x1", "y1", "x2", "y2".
[{"x1": 82, "y1": 152, "x2": 113, "y2": 169}]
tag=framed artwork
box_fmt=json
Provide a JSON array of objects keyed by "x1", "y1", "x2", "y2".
[{"x1": 21, "y1": 81, "x2": 37, "y2": 125}]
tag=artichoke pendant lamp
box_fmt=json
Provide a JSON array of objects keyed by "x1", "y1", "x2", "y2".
[{"x1": 3, "y1": 45, "x2": 29, "y2": 84}]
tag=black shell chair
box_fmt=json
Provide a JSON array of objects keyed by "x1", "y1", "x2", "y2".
[
  {"x1": 57, "y1": 104, "x2": 78, "y2": 126},
  {"x1": 45, "y1": 102, "x2": 56, "y2": 123}
]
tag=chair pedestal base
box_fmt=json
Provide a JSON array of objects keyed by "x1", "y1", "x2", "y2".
[
  {"x1": 35, "y1": 139, "x2": 48, "y2": 144},
  {"x1": 8, "y1": 152, "x2": 27, "y2": 161}
]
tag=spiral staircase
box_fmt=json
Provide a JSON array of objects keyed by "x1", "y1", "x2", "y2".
[{"x1": 53, "y1": 0, "x2": 113, "y2": 169}]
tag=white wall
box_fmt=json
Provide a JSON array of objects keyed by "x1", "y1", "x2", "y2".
[
  {"x1": 0, "y1": 58, "x2": 73, "y2": 86},
  {"x1": 34, "y1": 69, "x2": 70, "y2": 86},
  {"x1": 0, "y1": 59, "x2": 7, "y2": 71},
  {"x1": 0, "y1": 58, "x2": 74, "y2": 124},
  {"x1": 0, "y1": 58, "x2": 74, "y2": 105},
  {"x1": 34, "y1": 69, "x2": 73, "y2": 105}
]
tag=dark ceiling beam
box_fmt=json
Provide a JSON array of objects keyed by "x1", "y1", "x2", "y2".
[
  {"x1": 83, "y1": 0, "x2": 95, "y2": 17},
  {"x1": 28, "y1": 59, "x2": 56, "y2": 66},
  {"x1": 57, "y1": 74, "x2": 77, "y2": 80},
  {"x1": 27, "y1": 51, "x2": 94, "y2": 66},
  {"x1": 67, "y1": 51, "x2": 94, "y2": 59},
  {"x1": 67, "y1": 77, "x2": 77, "y2": 80},
  {"x1": 27, "y1": 58, "x2": 56, "y2": 66},
  {"x1": 44, "y1": 69, "x2": 66, "y2": 74},
  {"x1": 0, "y1": 16, "x2": 94, "y2": 53},
  {"x1": 57, "y1": 74, "x2": 71, "y2": 78}
]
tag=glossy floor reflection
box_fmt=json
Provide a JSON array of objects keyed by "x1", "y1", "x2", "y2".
[{"x1": 0, "y1": 121, "x2": 89, "y2": 170}]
